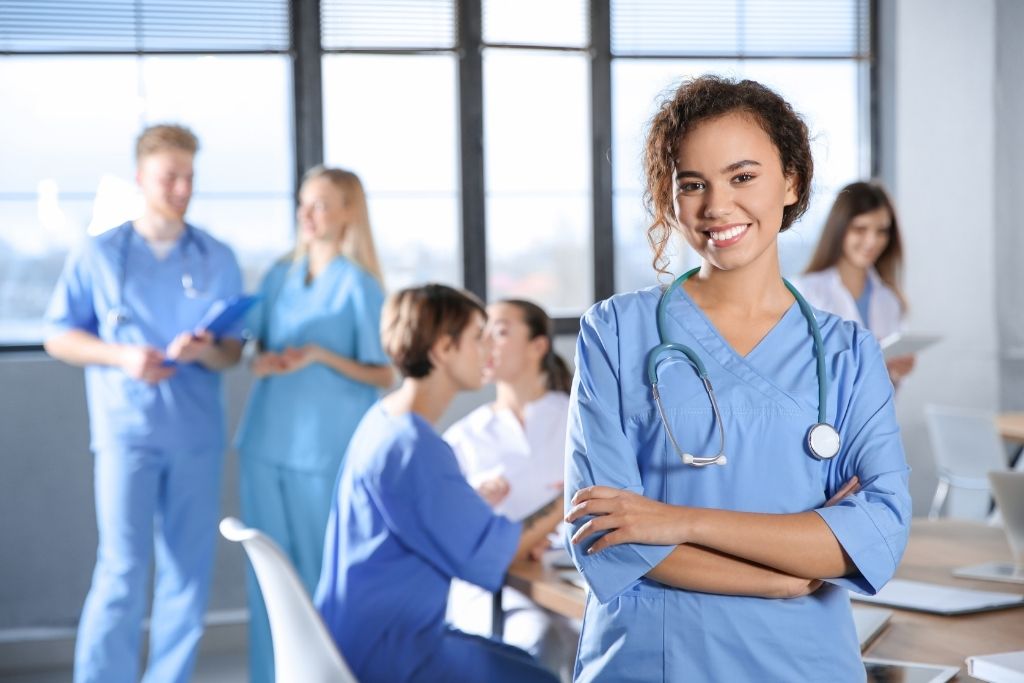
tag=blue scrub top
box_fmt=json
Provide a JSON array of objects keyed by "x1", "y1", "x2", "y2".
[
  {"x1": 234, "y1": 256, "x2": 387, "y2": 473},
  {"x1": 315, "y1": 404, "x2": 521, "y2": 683},
  {"x1": 45, "y1": 222, "x2": 243, "y2": 453},
  {"x1": 855, "y1": 276, "x2": 874, "y2": 331},
  {"x1": 566, "y1": 285, "x2": 912, "y2": 682}
]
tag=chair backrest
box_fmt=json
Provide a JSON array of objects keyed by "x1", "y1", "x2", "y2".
[
  {"x1": 219, "y1": 518, "x2": 358, "y2": 683},
  {"x1": 989, "y1": 471, "x2": 1024, "y2": 565},
  {"x1": 925, "y1": 405, "x2": 1008, "y2": 520}
]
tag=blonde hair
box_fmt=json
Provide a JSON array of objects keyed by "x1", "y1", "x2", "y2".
[
  {"x1": 135, "y1": 124, "x2": 198, "y2": 161},
  {"x1": 293, "y1": 166, "x2": 384, "y2": 284}
]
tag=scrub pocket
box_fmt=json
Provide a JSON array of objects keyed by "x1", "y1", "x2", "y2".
[{"x1": 575, "y1": 581, "x2": 665, "y2": 682}]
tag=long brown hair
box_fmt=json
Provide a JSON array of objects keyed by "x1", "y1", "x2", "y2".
[
  {"x1": 500, "y1": 299, "x2": 572, "y2": 394},
  {"x1": 643, "y1": 75, "x2": 814, "y2": 276},
  {"x1": 804, "y1": 181, "x2": 906, "y2": 310}
]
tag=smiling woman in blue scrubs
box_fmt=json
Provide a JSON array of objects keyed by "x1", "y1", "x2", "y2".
[
  {"x1": 315, "y1": 284, "x2": 563, "y2": 683},
  {"x1": 563, "y1": 76, "x2": 912, "y2": 682},
  {"x1": 234, "y1": 167, "x2": 394, "y2": 683},
  {"x1": 44, "y1": 124, "x2": 244, "y2": 683}
]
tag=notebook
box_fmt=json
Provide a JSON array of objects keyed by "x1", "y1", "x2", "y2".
[
  {"x1": 954, "y1": 471, "x2": 1024, "y2": 585},
  {"x1": 851, "y1": 579, "x2": 1024, "y2": 615},
  {"x1": 879, "y1": 332, "x2": 940, "y2": 360}
]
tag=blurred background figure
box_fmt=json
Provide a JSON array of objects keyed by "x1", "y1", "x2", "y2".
[
  {"x1": 444, "y1": 299, "x2": 578, "y2": 682},
  {"x1": 233, "y1": 166, "x2": 393, "y2": 683},
  {"x1": 796, "y1": 181, "x2": 914, "y2": 387}
]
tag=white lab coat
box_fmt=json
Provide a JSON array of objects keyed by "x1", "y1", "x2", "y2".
[{"x1": 793, "y1": 266, "x2": 904, "y2": 341}]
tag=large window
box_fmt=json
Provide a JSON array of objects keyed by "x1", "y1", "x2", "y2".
[{"x1": 0, "y1": 0, "x2": 874, "y2": 345}]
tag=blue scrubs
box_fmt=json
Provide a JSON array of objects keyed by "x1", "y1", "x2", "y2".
[
  {"x1": 566, "y1": 285, "x2": 912, "y2": 682},
  {"x1": 45, "y1": 221, "x2": 243, "y2": 683},
  {"x1": 314, "y1": 405, "x2": 559, "y2": 683},
  {"x1": 234, "y1": 255, "x2": 387, "y2": 683}
]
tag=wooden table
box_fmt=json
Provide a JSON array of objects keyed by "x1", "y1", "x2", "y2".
[
  {"x1": 505, "y1": 519, "x2": 1024, "y2": 679},
  {"x1": 998, "y1": 412, "x2": 1024, "y2": 468}
]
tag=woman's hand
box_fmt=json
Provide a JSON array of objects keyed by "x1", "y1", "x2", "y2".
[
  {"x1": 475, "y1": 475, "x2": 510, "y2": 507},
  {"x1": 251, "y1": 351, "x2": 287, "y2": 377},
  {"x1": 566, "y1": 486, "x2": 688, "y2": 553},
  {"x1": 277, "y1": 344, "x2": 321, "y2": 374},
  {"x1": 885, "y1": 354, "x2": 915, "y2": 387}
]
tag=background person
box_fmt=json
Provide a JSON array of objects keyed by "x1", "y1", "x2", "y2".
[
  {"x1": 444, "y1": 299, "x2": 578, "y2": 681},
  {"x1": 233, "y1": 166, "x2": 393, "y2": 683},
  {"x1": 795, "y1": 180, "x2": 914, "y2": 386},
  {"x1": 315, "y1": 284, "x2": 562, "y2": 683},
  {"x1": 44, "y1": 123, "x2": 244, "y2": 683}
]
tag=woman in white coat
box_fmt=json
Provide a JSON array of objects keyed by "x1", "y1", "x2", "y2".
[
  {"x1": 444, "y1": 299, "x2": 578, "y2": 682},
  {"x1": 796, "y1": 181, "x2": 914, "y2": 386}
]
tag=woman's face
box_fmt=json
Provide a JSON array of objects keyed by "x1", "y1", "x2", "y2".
[
  {"x1": 484, "y1": 303, "x2": 545, "y2": 384},
  {"x1": 840, "y1": 207, "x2": 892, "y2": 272},
  {"x1": 671, "y1": 111, "x2": 797, "y2": 273},
  {"x1": 445, "y1": 311, "x2": 490, "y2": 392},
  {"x1": 297, "y1": 177, "x2": 351, "y2": 247}
]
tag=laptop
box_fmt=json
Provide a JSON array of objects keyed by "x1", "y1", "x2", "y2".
[{"x1": 953, "y1": 471, "x2": 1024, "y2": 585}]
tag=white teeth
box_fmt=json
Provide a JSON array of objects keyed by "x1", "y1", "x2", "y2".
[{"x1": 709, "y1": 225, "x2": 748, "y2": 241}]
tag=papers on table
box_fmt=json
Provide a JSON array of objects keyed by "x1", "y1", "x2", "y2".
[
  {"x1": 967, "y1": 650, "x2": 1024, "y2": 683},
  {"x1": 853, "y1": 606, "x2": 892, "y2": 651},
  {"x1": 851, "y1": 578, "x2": 1024, "y2": 615},
  {"x1": 879, "y1": 332, "x2": 940, "y2": 360}
]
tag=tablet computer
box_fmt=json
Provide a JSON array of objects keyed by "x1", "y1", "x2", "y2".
[
  {"x1": 863, "y1": 658, "x2": 958, "y2": 683},
  {"x1": 851, "y1": 578, "x2": 1024, "y2": 615},
  {"x1": 853, "y1": 606, "x2": 892, "y2": 651},
  {"x1": 879, "y1": 332, "x2": 940, "y2": 360}
]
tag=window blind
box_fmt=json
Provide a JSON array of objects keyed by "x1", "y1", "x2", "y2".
[
  {"x1": 321, "y1": 0, "x2": 456, "y2": 50},
  {"x1": 611, "y1": 0, "x2": 870, "y2": 58},
  {"x1": 0, "y1": 0, "x2": 290, "y2": 53}
]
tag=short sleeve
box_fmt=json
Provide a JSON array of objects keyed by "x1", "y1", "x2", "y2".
[
  {"x1": 353, "y1": 273, "x2": 388, "y2": 366},
  {"x1": 44, "y1": 244, "x2": 99, "y2": 337},
  {"x1": 368, "y1": 429, "x2": 520, "y2": 592},
  {"x1": 565, "y1": 303, "x2": 675, "y2": 604},
  {"x1": 815, "y1": 333, "x2": 912, "y2": 595}
]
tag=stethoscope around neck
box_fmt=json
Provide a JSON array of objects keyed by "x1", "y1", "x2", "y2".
[
  {"x1": 106, "y1": 223, "x2": 209, "y2": 327},
  {"x1": 647, "y1": 267, "x2": 841, "y2": 467}
]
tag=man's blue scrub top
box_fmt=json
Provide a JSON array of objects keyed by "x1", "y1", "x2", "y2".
[
  {"x1": 45, "y1": 222, "x2": 243, "y2": 452},
  {"x1": 315, "y1": 404, "x2": 521, "y2": 682},
  {"x1": 234, "y1": 256, "x2": 387, "y2": 473},
  {"x1": 565, "y1": 285, "x2": 912, "y2": 682}
]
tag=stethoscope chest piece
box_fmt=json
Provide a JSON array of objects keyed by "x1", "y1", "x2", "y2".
[{"x1": 807, "y1": 422, "x2": 841, "y2": 460}]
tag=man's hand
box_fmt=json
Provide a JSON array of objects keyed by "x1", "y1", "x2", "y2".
[
  {"x1": 166, "y1": 331, "x2": 215, "y2": 365},
  {"x1": 120, "y1": 345, "x2": 175, "y2": 384}
]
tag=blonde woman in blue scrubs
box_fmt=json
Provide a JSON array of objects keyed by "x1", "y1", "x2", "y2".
[
  {"x1": 235, "y1": 166, "x2": 393, "y2": 683},
  {"x1": 564, "y1": 76, "x2": 911, "y2": 681}
]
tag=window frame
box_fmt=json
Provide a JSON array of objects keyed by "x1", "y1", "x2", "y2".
[{"x1": 0, "y1": 0, "x2": 878, "y2": 348}]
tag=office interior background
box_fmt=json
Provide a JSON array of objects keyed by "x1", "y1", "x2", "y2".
[{"x1": 1, "y1": 0, "x2": 1022, "y2": 675}]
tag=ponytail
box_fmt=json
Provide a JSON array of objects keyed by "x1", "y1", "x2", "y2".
[
  {"x1": 542, "y1": 348, "x2": 573, "y2": 394},
  {"x1": 501, "y1": 298, "x2": 573, "y2": 395}
]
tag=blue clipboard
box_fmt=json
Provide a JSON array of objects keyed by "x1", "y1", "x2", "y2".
[{"x1": 195, "y1": 294, "x2": 261, "y2": 336}]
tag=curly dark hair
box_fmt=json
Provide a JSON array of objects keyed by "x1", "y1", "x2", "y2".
[{"x1": 642, "y1": 75, "x2": 814, "y2": 276}]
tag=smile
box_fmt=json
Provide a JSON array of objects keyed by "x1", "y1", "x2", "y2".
[{"x1": 706, "y1": 224, "x2": 750, "y2": 246}]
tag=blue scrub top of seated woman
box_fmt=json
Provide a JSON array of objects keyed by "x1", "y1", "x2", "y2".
[
  {"x1": 565, "y1": 285, "x2": 912, "y2": 683},
  {"x1": 315, "y1": 404, "x2": 521, "y2": 682},
  {"x1": 234, "y1": 256, "x2": 387, "y2": 473}
]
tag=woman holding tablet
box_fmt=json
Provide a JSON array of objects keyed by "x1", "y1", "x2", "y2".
[
  {"x1": 234, "y1": 166, "x2": 393, "y2": 683},
  {"x1": 795, "y1": 181, "x2": 915, "y2": 386},
  {"x1": 563, "y1": 76, "x2": 911, "y2": 681}
]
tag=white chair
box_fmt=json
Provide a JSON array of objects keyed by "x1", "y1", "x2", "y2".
[
  {"x1": 924, "y1": 405, "x2": 1008, "y2": 520},
  {"x1": 219, "y1": 517, "x2": 359, "y2": 683}
]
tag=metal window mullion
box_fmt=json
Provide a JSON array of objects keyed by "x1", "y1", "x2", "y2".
[
  {"x1": 291, "y1": 0, "x2": 324, "y2": 201},
  {"x1": 458, "y1": 0, "x2": 487, "y2": 300},
  {"x1": 591, "y1": 0, "x2": 614, "y2": 304}
]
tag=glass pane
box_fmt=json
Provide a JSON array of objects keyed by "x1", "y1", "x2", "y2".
[
  {"x1": 483, "y1": 0, "x2": 589, "y2": 48},
  {"x1": 0, "y1": 55, "x2": 294, "y2": 344},
  {"x1": 611, "y1": 60, "x2": 866, "y2": 292},
  {"x1": 321, "y1": 0, "x2": 456, "y2": 50},
  {"x1": 484, "y1": 50, "x2": 592, "y2": 315},
  {"x1": 323, "y1": 54, "x2": 461, "y2": 289}
]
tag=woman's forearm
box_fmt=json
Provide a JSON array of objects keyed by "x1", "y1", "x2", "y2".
[
  {"x1": 681, "y1": 508, "x2": 853, "y2": 580},
  {"x1": 646, "y1": 544, "x2": 820, "y2": 598}
]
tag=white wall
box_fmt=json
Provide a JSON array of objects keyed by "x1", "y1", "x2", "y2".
[{"x1": 890, "y1": 0, "x2": 1001, "y2": 514}]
